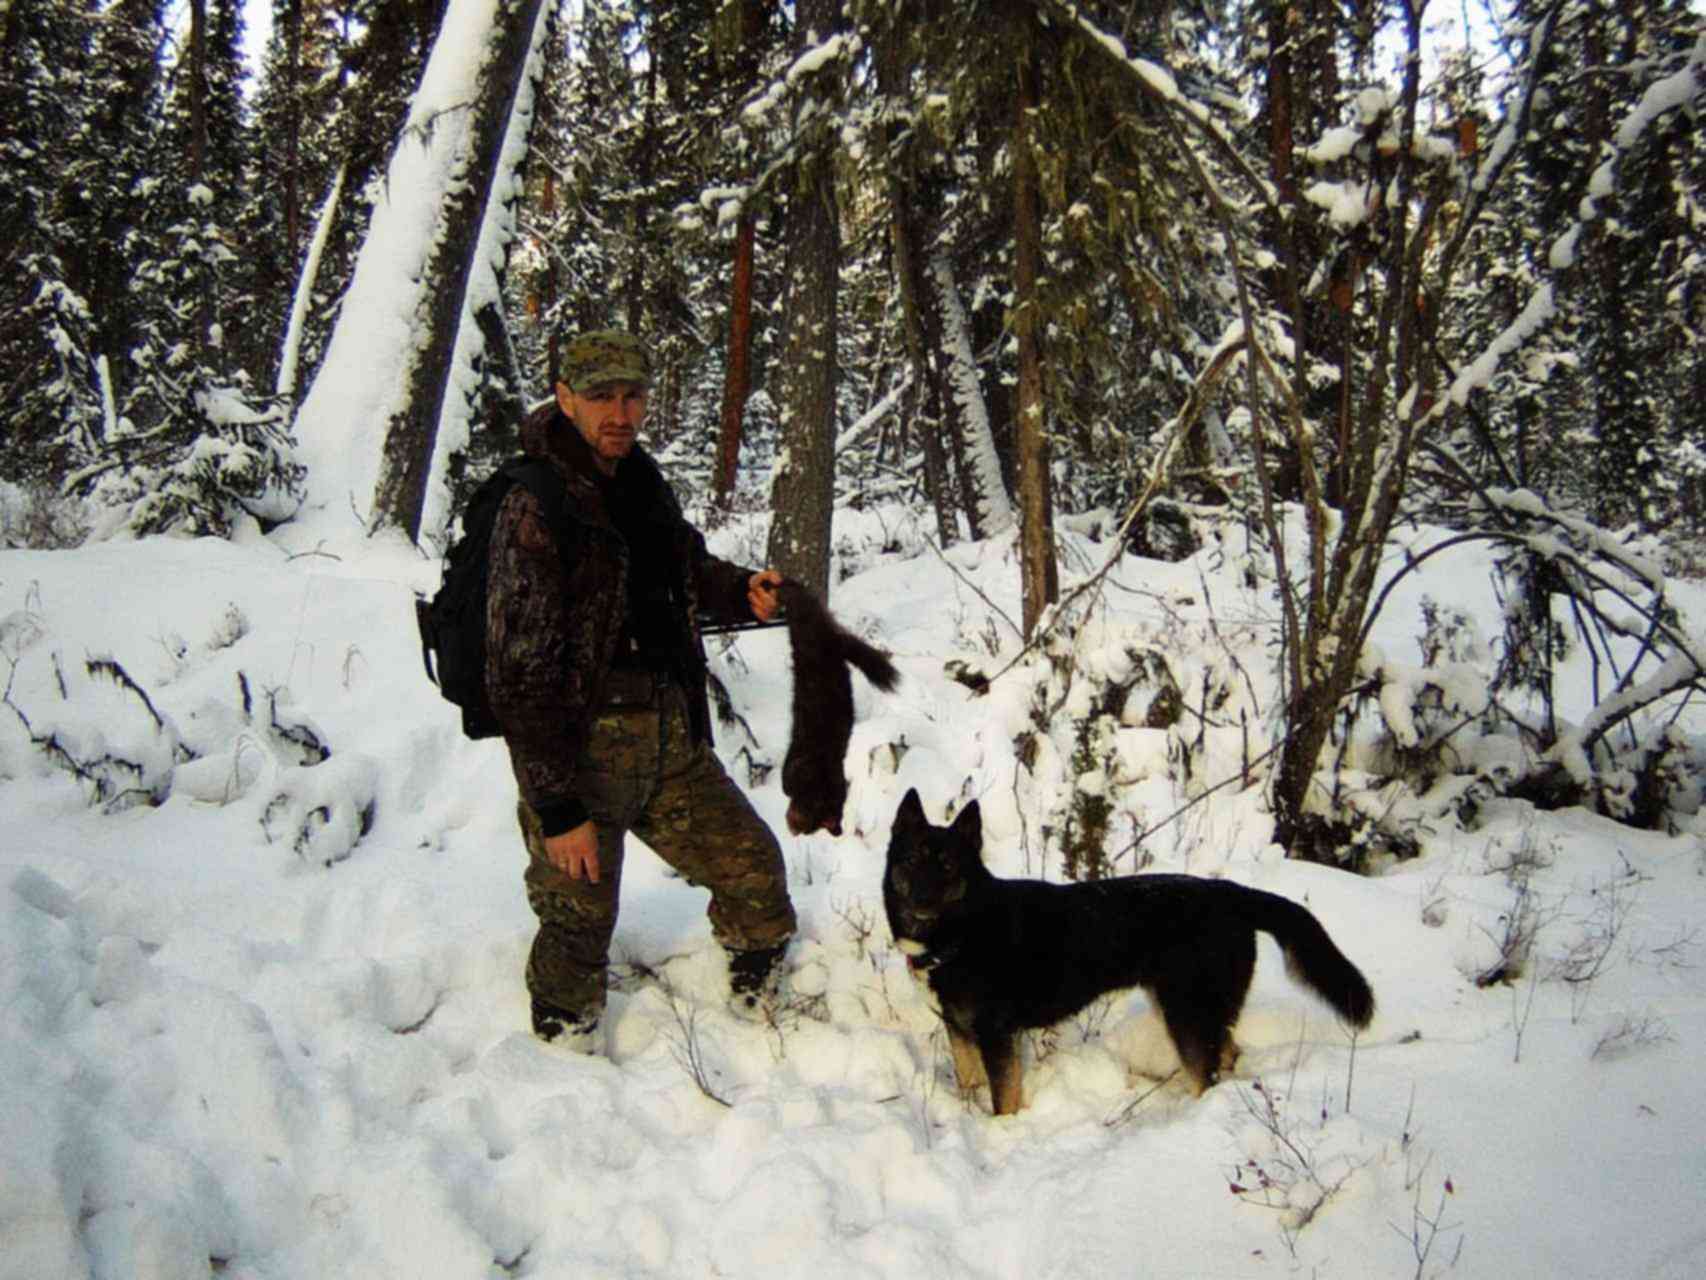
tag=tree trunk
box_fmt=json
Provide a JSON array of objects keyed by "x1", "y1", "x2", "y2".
[
  {"x1": 710, "y1": 0, "x2": 772, "y2": 519},
  {"x1": 187, "y1": 0, "x2": 207, "y2": 180},
  {"x1": 628, "y1": 34, "x2": 657, "y2": 335},
  {"x1": 282, "y1": 0, "x2": 302, "y2": 260},
  {"x1": 765, "y1": 0, "x2": 844, "y2": 596},
  {"x1": 711, "y1": 209, "x2": 756, "y2": 516},
  {"x1": 369, "y1": 0, "x2": 547, "y2": 541},
  {"x1": 765, "y1": 161, "x2": 839, "y2": 595},
  {"x1": 1579, "y1": 8, "x2": 1653, "y2": 531},
  {"x1": 888, "y1": 181, "x2": 956, "y2": 545},
  {"x1": 1264, "y1": 2, "x2": 1437, "y2": 862},
  {"x1": 473, "y1": 298, "x2": 524, "y2": 448},
  {"x1": 1011, "y1": 28, "x2": 1057, "y2": 636},
  {"x1": 971, "y1": 277, "x2": 1017, "y2": 507},
  {"x1": 187, "y1": 0, "x2": 212, "y2": 353},
  {"x1": 874, "y1": 14, "x2": 955, "y2": 545},
  {"x1": 932, "y1": 251, "x2": 1014, "y2": 538}
]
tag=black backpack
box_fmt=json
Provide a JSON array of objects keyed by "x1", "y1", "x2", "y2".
[{"x1": 416, "y1": 457, "x2": 571, "y2": 739}]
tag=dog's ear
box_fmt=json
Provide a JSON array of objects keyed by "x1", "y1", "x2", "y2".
[
  {"x1": 893, "y1": 787, "x2": 927, "y2": 831},
  {"x1": 947, "y1": 798, "x2": 982, "y2": 857}
]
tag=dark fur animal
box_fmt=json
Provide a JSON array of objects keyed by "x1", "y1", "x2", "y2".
[
  {"x1": 883, "y1": 789, "x2": 1375, "y2": 1115},
  {"x1": 777, "y1": 581, "x2": 899, "y2": 835}
]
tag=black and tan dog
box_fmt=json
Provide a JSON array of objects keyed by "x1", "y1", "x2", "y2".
[{"x1": 883, "y1": 788, "x2": 1375, "y2": 1115}]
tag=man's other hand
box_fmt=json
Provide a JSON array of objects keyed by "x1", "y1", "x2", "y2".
[{"x1": 543, "y1": 821, "x2": 600, "y2": 882}]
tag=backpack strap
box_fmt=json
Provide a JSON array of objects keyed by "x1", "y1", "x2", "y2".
[{"x1": 417, "y1": 457, "x2": 571, "y2": 692}]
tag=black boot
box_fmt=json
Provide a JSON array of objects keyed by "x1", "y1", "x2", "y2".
[
  {"x1": 531, "y1": 995, "x2": 601, "y2": 1053},
  {"x1": 727, "y1": 944, "x2": 787, "y2": 1020}
]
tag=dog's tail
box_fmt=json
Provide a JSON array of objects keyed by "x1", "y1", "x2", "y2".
[
  {"x1": 778, "y1": 581, "x2": 899, "y2": 692},
  {"x1": 1249, "y1": 889, "x2": 1375, "y2": 1029}
]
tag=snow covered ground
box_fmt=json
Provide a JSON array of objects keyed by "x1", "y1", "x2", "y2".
[{"x1": 3, "y1": 506, "x2": 1704, "y2": 1279}]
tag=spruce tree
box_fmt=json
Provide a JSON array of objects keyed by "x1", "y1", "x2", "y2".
[
  {"x1": 28, "y1": 0, "x2": 167, "y2": 496},
  {"x1": 0, "y1": 0, "x2": 105, "y2": 483}
]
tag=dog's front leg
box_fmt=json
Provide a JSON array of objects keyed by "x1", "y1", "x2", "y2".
[
  {"x1": 978, "y1": 1029, "x2": 1022, "y2": 1116},
  {"x1": 946, "y1": 1022, "x2": 989, "y2": 1095}
]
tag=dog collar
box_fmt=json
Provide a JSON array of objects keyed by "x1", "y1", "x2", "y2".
[{"x1": 904, "y1": 941, "x2": 958, "y2": 973}]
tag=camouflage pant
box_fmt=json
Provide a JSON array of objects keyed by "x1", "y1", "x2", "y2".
[{"x1": 518, "y1": 677, "x2": 795, "y2": 1019}]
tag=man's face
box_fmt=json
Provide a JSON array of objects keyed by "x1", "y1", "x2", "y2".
[{"x1": 557, "y1": 379, "x2": 647, "y2": 473}]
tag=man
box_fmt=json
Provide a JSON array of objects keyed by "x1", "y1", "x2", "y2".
[{"x1": 485, "y1": 329, "x2": 796, "y2": 1051}]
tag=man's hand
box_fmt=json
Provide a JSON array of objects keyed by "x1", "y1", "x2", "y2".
[
  {"x1": 748, "y1": 568, "x2": 785, "y2": 622},
  {"x1": 542, "y1": 820, "x2": 600, "y2": 883}
]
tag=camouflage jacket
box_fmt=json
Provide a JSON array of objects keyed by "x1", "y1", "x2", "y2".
[{"x1": 485, "y1": 401, "x2": 758, "y2": 837}]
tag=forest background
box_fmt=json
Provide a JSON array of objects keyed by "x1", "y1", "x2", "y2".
[{"x1": 3, "y1": 0, "x2": 1705, "y2": 861}]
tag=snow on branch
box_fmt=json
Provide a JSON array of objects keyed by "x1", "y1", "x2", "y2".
[
  {"x1": 1480, "y1": 488, "x2": 1666, "y2": 595},
  {"x1": 1472, "y1": 487, "x2": 1706, "y2": 762},
  {"x1": 680, "y1": 32, "x2": 859, "y2": 234},
  {"x1": 738, "y1": 32, "x2": 856, "y2": 129},
  {"x1": 1612, "y1": 37, "x2": 1706, "y2": 155},
  {"x1": 1559, "y1": 652, "x2": 1700, "y2": 781},
  {"x1": 277, "y1": 166, "x2": 346, "y2": 400}
]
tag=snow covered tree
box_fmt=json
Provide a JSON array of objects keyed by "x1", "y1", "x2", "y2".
[
  {"x1": 364, "y1": 0, "x2": 551, "y2": 539},
  {"x1": 68, "y1": 0, "x2": 314, "y2": 539},
  {"x1": 0, "y1": 0, "x2": 310, "y2": 536},
  {"x1": 9, "y1": 0, "x2": 288, "y2": 536},
  {"x1": 0, "y1": 0, "x2": 108, "y2": 485},
  {"x1": 130, "y1": 0, "x2": 251, "y2": 394},
  {"x1": 1529, "y1": 0, "x2": 1703, "y2": 534},
  {"x1": 277, "y1": 0, "x2": 445, "y2": 400},
  {"x1": 290, "y1": 0, "x2": 552, "y2": 545}
]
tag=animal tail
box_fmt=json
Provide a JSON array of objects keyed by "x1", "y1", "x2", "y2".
[
  {"x1": 843, "y1": 633, "x2": 899, "y2": 692},
  {"x1": 778, "y1": 581, "x2": 899, "y2": 692},
  {"x1": 1248, "y1": 888, "x2": 1375, "y2": 1029}
]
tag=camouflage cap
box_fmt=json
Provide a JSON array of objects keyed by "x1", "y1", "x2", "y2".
[{"x1": 559, "y1": 330, "x2": 651, "y2": 391}]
